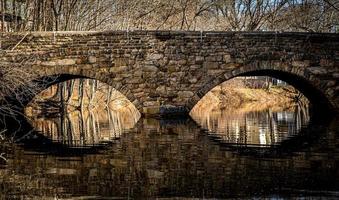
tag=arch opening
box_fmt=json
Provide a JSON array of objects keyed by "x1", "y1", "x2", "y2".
[
  {"x1": 189, "y1": 69, "x2": 334, "y2": 115},
  {"x1": 5, "y1": 73, "x2": 141, "y2": 112},
  {"x1": 189, "y1": 71, "x2": 320, "y2": 147},
  {"x1": 8, "y1": 74, "x2": 141, "y2": 147}
]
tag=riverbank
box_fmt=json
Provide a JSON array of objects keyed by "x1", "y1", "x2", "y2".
[{"x1": 191, "y1": 78, "x2": 308, "y2": 114}]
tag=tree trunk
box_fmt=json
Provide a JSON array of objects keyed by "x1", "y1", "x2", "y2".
[
  {"x1": 1, "y1": 0, "x2": 5, "y2": 32},
  {"x1": 66, "y1": 79, "x2": 75, "y2": 104},
  {"x1": 78, "y1": 79, "x2": 85, "y2": 110},
  {"x1": 60, "y1": 82, "x2": 65, "y2": 113}
]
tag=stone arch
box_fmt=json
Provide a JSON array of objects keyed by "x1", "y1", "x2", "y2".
[
  {"x1": 187, "y1": 61, "x2": 335, "y2": 114},
  {"x1": 7, "y1": 67, "x2": 142, "y2": 113}
]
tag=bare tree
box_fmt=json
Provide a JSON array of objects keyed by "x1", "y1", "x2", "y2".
[{"x1": 274, "y1": 0, "x2": 339, "y2": 32}]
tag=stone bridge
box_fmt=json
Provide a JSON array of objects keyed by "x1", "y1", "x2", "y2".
[{"x1": 0, "y1": 31, "x2": 338, "y2": 116}]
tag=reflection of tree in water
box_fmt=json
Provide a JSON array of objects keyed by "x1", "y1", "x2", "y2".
[
  {"x1": 191, "y1": 98, "x2": 310, "y2": 146},
  {"x1": 25, "y1": 79, "x2": 140, "y2": 146}
]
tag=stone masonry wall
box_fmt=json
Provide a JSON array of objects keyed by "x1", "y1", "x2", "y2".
[{"x1": 0, "y1": 31, "x2": 338, "y2": 116}]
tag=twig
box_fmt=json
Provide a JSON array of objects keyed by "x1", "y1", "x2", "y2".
[
  {"x1": 0, "y1": 129, "x2": 6, "y2": 140},
  {"x1": 0, "y1": 129, "x2": 6, "y2": 135},
  {"x1": 14, "y1": 129, "x2": 34, "y2": 143},
  {"x1": 323, "y1": 0, "x2": 339, "y2": 12},
  {"x1": 11, "y1": 32, "x2": 29, "y2": 51},
  {"x1": 0, "y1": 153, "x2": 7, "y2": 162}
]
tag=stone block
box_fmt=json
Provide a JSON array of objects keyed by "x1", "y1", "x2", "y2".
[
  {"x1": 156, "y1": 85, "x2": 167, "y2": 95},
  {"x1": 203, "y1": 61, "x2": 219, "y2": 69},
  {"x1": 308, "y1": 67, "x2": 327, "y2": 75},
  {"x1": 143, "y1": 106, "x2": 160, "y2": 116},
  {"x1": 56, "y1": 59, "x2": 76, "y2": 66},
  {"x1": 143, "y1": 65, "x2": 159, "y2": 72},
  {"x1": 292, "y1": 60, "x2": 310, "y2": 68},
  {"x1": 189, "y1": 78, "x2": 198, "y2": 83},
  {"x1": 224, "y1": 54, "x2": 232, "y2": 63},
  {"x1": 178, "y1": 59, "x2": 187, "y2": 65},
  {"x1": 148, "y1": 53, "x2": 163, "y2": 60},
  {"x1": 320, "y1": 59, "x2": 334, "y2": 67},
  {"x1": 88, "y1": 56, "x2": 96, "y2": 63},
  {"x1": 195, "y1": 56, "x2": 204, "y2": 63},
  {"x1": 143, "y1": 101, "x2": 160, "y2": 107},
  {"x1": 178, "y1": 91, "x2": 194, "y2": 98},
  {"x1": 41, "y1": 61, "x2": 56, "y2": 66},
  {"x1": 168, "y1": 65, "x2": 177, "y2": 73},
  {"x1": 159, "y1": 105, "x2": 188, "y2": 116},
  {"x1": 208, "y1": 70, "x2": 224, "y2": 77},
  {"x1": 110, "y1": 65, "x2": 128, "y2": 73},
  {"x1": 126, "y1": 78, "x2": 142, "y2": 84}
]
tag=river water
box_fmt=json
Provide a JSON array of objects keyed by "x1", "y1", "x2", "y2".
[{"x1": 0, "y1": 101, "x2": 338, "y2": 199}]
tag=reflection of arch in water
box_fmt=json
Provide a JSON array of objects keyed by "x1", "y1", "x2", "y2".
[
  {"x1": 191, "y1": 95, "x2": 311, "y2": 146},
  {"x1": 28, "y1": 99, "x2": 140, "y2": 147},
  {"x1": 0, "y1": 113, "x2": 117, "y2": 155},
  {"x1": 188, "y1": 64, "x2": 335, "y2": 114},
  {"x1": 213, "y1": 115, "x2": 335, "y2": 159}
]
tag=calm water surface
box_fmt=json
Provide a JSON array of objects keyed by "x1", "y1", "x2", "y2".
[{"x1": 0, "y1": 103, "x2": 338, "y2": 199}]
